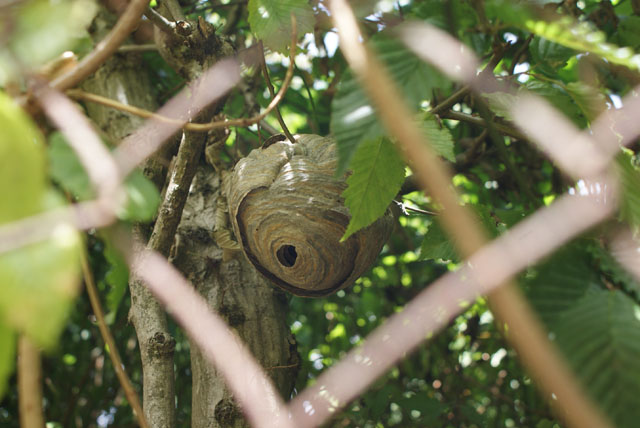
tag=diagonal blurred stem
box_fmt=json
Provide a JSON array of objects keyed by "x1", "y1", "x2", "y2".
[
  {"x1": 326, "y1": 1, "x2": 612, "y2": 428},
  {"x1": 80, "y1": 251, "x2": 149, "y2": 428},
  {"x1": 18, "y1": 336, "x2": 44, "y2": 428}
]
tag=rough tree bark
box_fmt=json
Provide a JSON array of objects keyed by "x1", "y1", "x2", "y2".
[
  {"x1": 172, "y1": 165, "x2": 299, "y2": 428},
  {"x1": 82, "y1": 5, "x2": 298, "y2": 428},
  {"x1": 81, "y1": 9, "x2": 178, "y2": 428}
]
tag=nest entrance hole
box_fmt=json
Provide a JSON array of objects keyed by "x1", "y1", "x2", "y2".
[{"x1": 277, "y1": 245, "x2": 297, "y2": 267}]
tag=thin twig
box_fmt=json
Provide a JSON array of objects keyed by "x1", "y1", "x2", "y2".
[
  {"x1": 118, "y1": 44, "x2": 158, "y2": 53},
  {"x1": 66, "y1": 38, "x2": 296, "y2": 134},
  {"x1": 429, "y1": 86, "x2": 470, "y2": 116},
  {"x1": 295, "y1": 64, "x2": 320, "y2": 133},
  {"x1": 81, "y1": 251, "x2": 150, "y2": 428},
  {"x1": 439, "y1": 110, "x2": 527, "y2": 140},
  {"x1": 144, "y1": 6, "x2": 177, "y2": 35},
  {"x1": 259, "y1": 41, "x2": 295, "y2": 143},
  {"x1": 50, "y1": 0, "x2": 149, "y2": 91},
  {"x1": 473, "y1": 95, "x2": 539, "y2": 204},
  {"x1": 18, "y1": 336, "x2": 44, "y2": 428},
  {"x1": 509, "y1": 34, "x2": 534, "y2": 75}
]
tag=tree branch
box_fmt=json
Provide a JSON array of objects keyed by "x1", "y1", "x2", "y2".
[
  {"x1": 65, "y1": 37, "x2": 296, "y2": 134},
  {"x1": 50, "y1": 0, "x2": 149, "y2": 91},
  {"x1": 439, "y1": 110, "x2": 527, "y2": 140},
  {"x1": 259, "y1": 41, "x2": 295, "y2": 143}
]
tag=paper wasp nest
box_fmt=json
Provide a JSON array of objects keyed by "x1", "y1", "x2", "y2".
[{"x1": 226, "y1": 134, "x2": 394, "y2": 297}]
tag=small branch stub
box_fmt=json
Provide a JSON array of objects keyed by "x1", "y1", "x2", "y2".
[{"x1": 226, "y1": 134, "x2": 394, "y2": 297}]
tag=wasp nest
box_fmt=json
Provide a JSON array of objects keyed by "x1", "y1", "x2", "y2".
[{"x1": 225, "y1": 134, "x2": 394, "y2": 297}]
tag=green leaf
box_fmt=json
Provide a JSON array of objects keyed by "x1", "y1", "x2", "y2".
[
  {"x1": 488, "y1": 0, "x2": 640, "y2": 73},
  {"x1": 48, "y1": 133, "x2": 159, "y2": 221},
  {"x1": 341, "y1": 137, "x2": 405, "y2": 241},
  {"x1": 524, "y1": 243, "x2": 640, "y2": 427},
  {"x1": 588, "y1": 242, "x2": 640, "y2": 297},
  {"x1": 0, "y1": 319, "x2": 15, "y2": 400},
  {"x1": 419, "y1": 205, "x2": 498, "y2": 262},
  {"x1": 525, "y1": 80, "x2": 586, "y2": 127},
  {"x1": 552, "y1": 290, "x2": 640, "y2": 428},
  {"x1": 522, "y1": 244, "x2": 598, "y2": 325},
  {"x1": 483, "y1": 91, "x2": 518, "y2": 120},
  {"x1": 419, "y1": 219, "x2": 459, "y2": 262},
  {"x1": 613, "y1": 16, "x2": 640, "y2": 50},
  {"x1": 419, "y1": 113, "x2": 456, "y2": 162},
  {"x1": 529, "y1": 36, "x2": 575, "y2": 75},
  {"x1": 0, "y1": 0, "x2": 97, "y2": 84},
  {"x1": 0, "y1": 191, "x2": 82, "y2": 349},
  {"x1": 564, "y1": 82, "x2": 606, "y2": 122},
  {"x1": 103, "y1": 236, "x2": 129, "y2": 319},
  {"x1": 48, "y1": 131, "x2": 94, "y2": 200},
  {"x1": 118, "y1": 170, "x2": 160, "y2": 222},
  {"x1": 0, "y1": 90, "x2": 46, "y2": 224},
  {"x1": 616, "y1": 151, "x2": 640, "y2": 230},
  {"x1": 247, "y1": 0, "x2": 314, "y2": 53},
  {"x1": 331, "y1": 33, "x2": 450, "y2": 175}
]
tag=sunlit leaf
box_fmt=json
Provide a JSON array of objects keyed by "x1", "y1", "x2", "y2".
[
  {"x1": 488, "y1": 0, "x2": 640, "y2": 73},
  {"x1": 332, "y1": 33, "x2": 451, "y2": 175},
  {"x1": 0, "y1": 0, "x2": 97, "y2": 84},
  {"x1": 341, "y1": 137, "x2": 405, "y2": 241},
  {"x1": 0, "y1": 91, "x2": 46, "y2": 224},
  {"x1": 247, "y1": 0, "x2": 314, "y2": 53},
  {"x1": 0, "y1": 191, "x2": 82, "y2": 349},
  {"x1": 529, "y1": 36, "x2": 575, "y2": 75},
  {"x1": 0, "y1": 91, "x2": 82, "y2": 350}
]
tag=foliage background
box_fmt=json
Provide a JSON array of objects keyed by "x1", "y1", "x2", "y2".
[{"x1": 2, "y1": 0, "x2": 640, "y2": 427}]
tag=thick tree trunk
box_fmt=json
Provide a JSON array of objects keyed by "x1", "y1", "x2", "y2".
[
  {"x1": 83, "y1": 8, "x2": 298, "y2": 428},
  {"x1": 82, "y1": 11, "x2": 177, "y2": 427},
  {"x1": 172, "y1": 165, "x2": 299, "y2": 428}
]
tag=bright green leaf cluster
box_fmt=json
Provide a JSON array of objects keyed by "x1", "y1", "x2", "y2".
[
  {"x1": 0, "y1": 92, "x2": 82, "y2": 398},
  {"x1": 488, "y1": 0, "x2": 640, "y2": 72}
]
